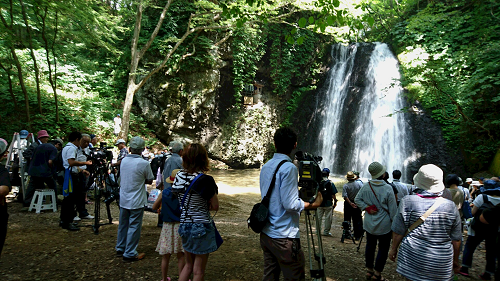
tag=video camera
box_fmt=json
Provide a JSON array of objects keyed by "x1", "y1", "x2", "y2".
[
  {"x1": 88, "y1": 142, "x2": 113, "y2": 167},
  {"x1": 295, "y1": 151, "x2": 323, "y2": 203}
]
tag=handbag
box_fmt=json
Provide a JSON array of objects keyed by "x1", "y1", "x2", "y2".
[
  {"x1": 247, "y1": 160, "x2": 289, "y2": 233},
  {"x1": 368, "y1": 182, "x2": 391, "y2": 220}
]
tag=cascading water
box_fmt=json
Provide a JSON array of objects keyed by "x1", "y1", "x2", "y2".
[{"x1": 317, "y1": 43, "x2": 414, "y2": 181}]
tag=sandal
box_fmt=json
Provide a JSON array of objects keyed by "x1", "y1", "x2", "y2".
[{"x1": 366, "y1": 271, "x2": 374, "y2": 280}]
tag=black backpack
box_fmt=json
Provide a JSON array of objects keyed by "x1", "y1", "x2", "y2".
[
  {"x1": 247, "y1": 160, "x2": 288, "y2": 233},
  {"x1": 319, "y1": 180, "x2": 333, "y2": 207},
  {"x1": 471, "y1": 194, "x2": 498, "y2": 232},
  {"x1": 53, "y1": 151, "x2": 64, "y2": 173}
]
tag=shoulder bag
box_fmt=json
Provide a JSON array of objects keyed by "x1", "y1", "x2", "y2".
[
  {"x1": 181, "y1": 173, "x2": 224, "y2": 249},
  {"x1": 247, "y1": 160, "x2": 289, "y2": 233},
  {"x1": 405, "y1": 198, "x2": 443, "y2": 236}
]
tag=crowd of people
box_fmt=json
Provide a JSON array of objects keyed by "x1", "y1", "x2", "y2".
[{"x1": 1, "y1": 126, "x2": 500, "y2": 281}]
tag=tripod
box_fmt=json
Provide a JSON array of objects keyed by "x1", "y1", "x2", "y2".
[
  {"x1": 89, "y1": 163, "x2": 116, "y2": 234},
  {"x1": 304, "y1": 210, "x2": 326, "y2": 281}
]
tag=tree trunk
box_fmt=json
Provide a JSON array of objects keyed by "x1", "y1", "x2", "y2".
[
  {"x1": 20, "y1": 0, "x2": 42, "y2": 114},
  {"x1": 0, "y1": 60, "x2": 18, "y2": 112},
  {"x1": 11, "y1": 47, "x2": 31, "y2": 127},
  {"x1": 119, "y1": 2, "x2": 144, "y2": 140}
]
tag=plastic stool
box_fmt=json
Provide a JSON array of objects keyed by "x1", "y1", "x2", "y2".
[{"x1": 29, "y1": 189, "x2": 57, "y2": 213}]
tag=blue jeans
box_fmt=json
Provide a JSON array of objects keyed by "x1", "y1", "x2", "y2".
[{"x1": 115, "y1": 207, "x2": 145, "y2": 258}]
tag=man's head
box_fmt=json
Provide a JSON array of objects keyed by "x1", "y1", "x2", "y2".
[
  {"x1": 80, "y1": 134, "x2": 91, "y2": 149},
  {"x1": 322, "y1": 168, "x2": 330, "y2": 178},
  {"x1": 51, "y1": 138, "x2": 64, "y2": 150},
  {"x1": 273, "y1": 127, "x2": 297, "y2": 155},
  {"x1": 68, "y1": 132, "x2": 82, "y2": 144},
  {"x1": 392, "y1": 170, "x2": 402, "y2": 180},
  {"x1": 115, "y1": 139, "x2": 126, "y2": 149},
  {"x1": 171, "y1": 141, "x2": 184, "y2": 155},
  {"x1": 90, "y1": 134, "x2": 97, "y2": 146},
  {"x1": 117, "y1": 114, "x2": 120, "y2": 117},
  {"x1": 346, "y1": 171, "x2": 356, "y2": 182},
  {"x1": 37, "y1": 130, "x2": 50, "y2": 144},
  {"x1": 129, "y1": 136, "x2": 145, "y2": 155},
  {"x1": 445, "y1": 174, "x2": 460, "y2": 188}
]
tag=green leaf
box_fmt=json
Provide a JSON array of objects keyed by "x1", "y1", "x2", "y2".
[
  {"x1": 333, "y1": 0, "x2": 340, "y2": 7},
  {"x1": 286, "y1": 35, "x2": 294, "y2": 44},
  {"x1": 236, "y1": 20, "x2": 244, "y2": 28},
  {"x1": 309, "y1": 16, "x2": 315, "y2": 24},
  {"x1": 290, "y1": 28, "x2": 297, "y2": 35},
  {"x1": 367, "y1": 16, "x2": 375, "y2": 27},
  {"x1": 298, "y1": 17, "x2": 307, "y2": 28},
  {"x1": 327, "y1": 16, "x2": 335, "y2": 26},
  {"x1": 297, "y1": 36, "x2": 304, "y2": 45}
]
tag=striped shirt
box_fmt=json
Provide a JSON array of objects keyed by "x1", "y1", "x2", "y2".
[
  {"x1": 392, "y1": 195, "x2": 461, "y2": 281},
  {"x1": 172, "y1": 171, "x2": 218, "y2": 223}
]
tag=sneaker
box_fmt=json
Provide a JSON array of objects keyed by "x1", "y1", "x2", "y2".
[
  {"x1": 116, "y1": 251, "x2": 124, "y2": 257},
  {"x1": 73, "y1": 216, "x2": 81, "y2": 221},
  {"x1": 479, "y1": 272, "x2": 491, "y2": 280},
  {"x1": 61, "y1": 223, "x2": 80, "y2": 231},
  {"x1": 123, "y1": 253, "x2": 145, "y2": 262},
  {"x1": 322, "y1": 232, "x2": 333, "y2": 237},
  {"x1": 80, "y1": 215, "x2": 94, "y2": 219}
]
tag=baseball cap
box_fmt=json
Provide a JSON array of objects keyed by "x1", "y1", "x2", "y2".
[
  {"x1": 19, "y1": 130, "x2": 29, "y2": 139},
  {"x1": 115, "y1": 139, "x2": 126, "y2": 146},
  {"x1": 129, "y1": 136, "x2": 145, "y2": 149}
]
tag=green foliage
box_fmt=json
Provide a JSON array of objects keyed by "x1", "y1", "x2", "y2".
[
  {"x1": 231, "y1": 26, "x2": 267, "y2": 103},
  {"x1": 387, "y1": 0, "x2": 500, "y2": 171}
]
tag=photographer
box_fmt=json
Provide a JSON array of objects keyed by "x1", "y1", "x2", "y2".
[
  {"x1": 259, "y1": 127, "x2": 322, "y2": 281},
  {"x1": 59, "y1": 132, "x2": 92, "y2": 231}
]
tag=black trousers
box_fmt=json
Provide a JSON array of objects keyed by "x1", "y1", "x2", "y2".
[
  {"x1": 24, "y1": 176, "x2": 57, "y2": 207},
  {"x1": 343, "y1": 203, "x2": 363, "y2": 239},
  {"x1": 60, "y1": 172, "x2": 89, "y2": 224},
  {"x1": 365, "y1": 231, "x2": 392, "y2": 272}
]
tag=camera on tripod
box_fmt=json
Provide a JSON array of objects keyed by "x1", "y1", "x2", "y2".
[
  {"x1": 295, "y1": 151, "x2": 323, "y2": 203},
  {"x1": 88, "y1": 142, "x2": 113, "y2": 167}
]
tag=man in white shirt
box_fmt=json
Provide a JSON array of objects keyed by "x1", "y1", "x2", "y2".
[
  {"x1": 113, "y1": 114, "x2": 122, "y2": 136},
  {"x1": 115, "y1": 136, "x2": 154, "y2": 262},
  {"x1": 59, "y1": 132, "x2": 92, "y2": 231}
]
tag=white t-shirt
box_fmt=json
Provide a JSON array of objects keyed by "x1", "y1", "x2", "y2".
[{"x1": 62, "y1": 143, "x2": 78, "y2": 173}]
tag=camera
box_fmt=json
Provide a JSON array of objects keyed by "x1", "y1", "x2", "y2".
[
  {"x1": 88, "y1": 142, "x2": 113, "y2": 167},
  {"x1": 295, "y1": 151, "x2": 323, "y2": 202}
]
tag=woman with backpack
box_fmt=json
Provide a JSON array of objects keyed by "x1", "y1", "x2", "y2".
[
  {"x1": 153, "y1": 168, "x2": 185, "y2": 281},
  {"x1": 172, "y1": 143, "x2": 220, "y2": 281},
  {"x1": 459, "y1": 179, "x2": 500, "y2": 280}
]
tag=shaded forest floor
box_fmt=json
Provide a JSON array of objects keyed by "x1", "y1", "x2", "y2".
[{"x1": 0, "y1": 184, "x2": 488, "y2": 281}]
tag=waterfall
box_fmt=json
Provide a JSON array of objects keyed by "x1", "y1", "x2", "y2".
[{"x1": 317, "y1": 43, "x2": 414, "y2": 181}]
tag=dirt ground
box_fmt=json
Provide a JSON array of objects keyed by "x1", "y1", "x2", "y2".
[{"x1": 0, "y1": 174, "x2": 489, "y2": 281}]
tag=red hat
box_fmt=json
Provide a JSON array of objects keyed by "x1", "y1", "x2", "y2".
[{"x1": 37, "y1": 130, "x2": 49, "y2": 138}]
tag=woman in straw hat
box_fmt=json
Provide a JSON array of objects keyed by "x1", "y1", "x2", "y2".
[{"x1": 389, "y1": 164, "x2": 462, "y2": 281}]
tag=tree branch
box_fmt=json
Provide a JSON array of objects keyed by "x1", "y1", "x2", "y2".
[{"x1": 138, "y1": 0, "x2": 173, "y2": 59}]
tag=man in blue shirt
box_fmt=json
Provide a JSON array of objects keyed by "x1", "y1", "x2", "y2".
[
  {"x1": 259, "y1": 127, "x2": 322, "y2": 281},
  {"x1": 162, "y1": 141, "x2": 184, "y2": 189}
]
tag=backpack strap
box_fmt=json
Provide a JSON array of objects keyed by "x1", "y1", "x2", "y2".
[{"x1": 261, "y1": 160, "x2": 289, "y2": 207}]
